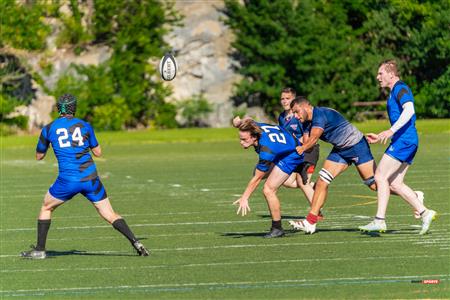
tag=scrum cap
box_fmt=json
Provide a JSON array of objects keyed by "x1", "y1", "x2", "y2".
[{"x1": 57, "y1": 94, "x2": 77, "y2": 115}]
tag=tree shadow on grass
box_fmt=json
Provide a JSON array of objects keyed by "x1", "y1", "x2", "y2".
[{"x1": 45, "y1": 250, "x2": 136, "y2": 257}]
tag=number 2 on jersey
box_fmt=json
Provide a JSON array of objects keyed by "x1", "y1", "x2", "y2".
[
  {"x1": 56, "y1": 127, "x2": 84, "y2": 147},
  {"x1": 260, "y1": 125, "x2": 286, "y2": 144}
]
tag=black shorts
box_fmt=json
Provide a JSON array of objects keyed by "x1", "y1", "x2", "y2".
[{"x1": 294, "y1": 144, "x2": 320, "y2": 184}]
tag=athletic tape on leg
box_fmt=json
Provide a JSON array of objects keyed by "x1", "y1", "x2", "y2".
[{"x1": 319, "y1": 168, "x2": 334, "y2": 184}]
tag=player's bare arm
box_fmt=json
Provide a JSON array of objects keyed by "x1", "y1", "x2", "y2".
[
  {"x1": 296, "y1": 127, "x2": 323, "y2": 155},
  {"x1": 91, "y1": 145, "x2": 102, "y2": 157},
  {"x1": 233, "y1": 168, "x2": 266, "y2": 216},
  {"x1": 36, "y1": 152, "x2": 46, "y2": 160}
]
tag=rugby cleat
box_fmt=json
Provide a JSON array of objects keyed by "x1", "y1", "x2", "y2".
[
  {"x1": 20, "y1": 245, "x2": 46, "y2": 259},
  {"x1": 358, "y1": 220, "x2": 387, "y2": 233},
  {"x1": 289, "y1": 219, "x2": 316, "y2": 234},
  {"x1": 413, "y1": 191, "x2": 424, "y2": 219},
  {"x1": 419, "y1": 209, "x2": 437, "y2": 235},
  {"x1": 133, "y1": 240, "x2": 150, "y2": 256},
  {"x1": 263, "y1": 227, "x2": 285, "y2": 238}
]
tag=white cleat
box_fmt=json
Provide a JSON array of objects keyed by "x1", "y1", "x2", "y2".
[
  {"x1": 414, "y1": 191, "x2": 424, "y2": 219},
  {"x1": 419, "y1": 210, "x2": 437, "y2": 235},
  {"x1": 358, "y1": 220, "x2": 387, "y2": 233},
  {"x1": 289, "y1": 219, "x2": 316, "y2": 234}
]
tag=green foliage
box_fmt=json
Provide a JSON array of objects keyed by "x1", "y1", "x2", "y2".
[
  {"x1": 177, "y1": 94, "x2": 213, "y2": 127},
  {"x1": 51, "y1": 0, "x2": 182, "y2": 130},
  {"x1": 56, "y1": 0, "x2": 93, "y2": 54},
  {"x1": 0, "y1": 1, "x2": 53, "y2": 50},
  {"x1": 224, "y1": 0, "x2": 450, "y2": 119}
]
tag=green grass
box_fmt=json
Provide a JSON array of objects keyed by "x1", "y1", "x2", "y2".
[{"x1": 1, "y1": 120, "x2": 449, "y2": 299}]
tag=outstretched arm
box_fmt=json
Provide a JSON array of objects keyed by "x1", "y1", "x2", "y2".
[{"x1": 233, "y1": 168, "x2": 266, "y2": 216}]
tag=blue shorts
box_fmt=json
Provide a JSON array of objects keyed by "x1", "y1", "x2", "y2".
[
  {"x1": 275, "y1": 152, "x2": 303, "y2": 175},
  {"x1": 49, "y1": 176, "x2": 107, "y2": 202},
  {"x1": 327, "y1": 137, "x2": 374, "y2": 166},
  {"x1": 385, "y1": 139, "x2": 418, "y2": 164}
]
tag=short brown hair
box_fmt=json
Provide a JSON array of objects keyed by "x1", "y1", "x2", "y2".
[
  {"x1": 239, "y1": 118, "x2": 262, "y2": 139},
  {"x1": 380, "y1": 60, "x2": 399, "y2": 76},
  {"x1": 290, "y1": 96, "x2": 310, "y2": 109},
  {"x1": 281, "y1": 87, "x2": 296, "y2": 96}
]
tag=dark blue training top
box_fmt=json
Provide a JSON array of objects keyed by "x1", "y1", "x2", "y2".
[
  {"x1": 304, "y1": 107, "x2": 363, "y2": 149},
  {"x1": 278, "y1": 111, "x2": 304, "y2": 140},
  {"x1": 36, "y1": 116, "x2": 99, "y2": 182}
]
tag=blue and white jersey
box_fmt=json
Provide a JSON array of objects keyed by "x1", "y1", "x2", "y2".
[
  {"x1": 254, "y1": 122, "x2": 301, "y2": 172},
  {"x1": 305, "y1": 107, "x2": 363, "y2": 149},
  {"x1": 387, "y1": 81, "x2": 418, "y2": 144},
  {"x1": 36, "y1": 116, "x2": 99, "y2": 182},
  {"x1": 278, "y1": 111, "x2": 304, "y2": 140}
]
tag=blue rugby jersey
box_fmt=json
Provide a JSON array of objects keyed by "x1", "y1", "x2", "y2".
[
  {"x1": 36, "y1": 116, "x2": 99, "y2": 182},
  {"x1": 387, "y1": 81, "x2": 418, "y2": 144},
  {"x1": 278, "y1": 111, "x2": 304, "y2": 140},
  {"x1": 254, "y1": 122, "x2": 301, "y2": 172},
  {"x1": 305, "y1": 107, "x2": 363, "y2": 149}
]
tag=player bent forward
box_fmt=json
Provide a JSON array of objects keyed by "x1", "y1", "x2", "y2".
[
  {"x1": 232, "y1": 117, "x2": 304, "y2": 238},
  {"x1": 21, "y1": 94, "x2": 149, "y2": 259}
]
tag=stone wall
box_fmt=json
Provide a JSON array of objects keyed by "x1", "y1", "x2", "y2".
[{"x1": 167, "y1": 1, "x2": 241, "y2": 127}]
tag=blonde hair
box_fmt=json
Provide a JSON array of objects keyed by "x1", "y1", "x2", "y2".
[{"x1": 380, "y1": 60, "x2": 399, "y2": 76}]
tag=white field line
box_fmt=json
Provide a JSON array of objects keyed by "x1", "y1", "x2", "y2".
[
  {"x1": 2, "y1": 239, "x2": 450, "y2": 258},
  {"x1": 1, "y1": 254, "x2": 448, "y2": 274},
  {"x1": 1, "y1": 213, "x2": 449, "y2": 232},
  {"x1": 0, "y1": 274, "x2": 449, "y2": 296},
  {"x1": 1, "y1": 212, "x2": 448, "y2": 232}
]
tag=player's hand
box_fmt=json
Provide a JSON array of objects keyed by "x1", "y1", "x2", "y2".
[
  {"x1": 366, "y1": 133, "x2": 379, "y2": 144},
  {"x1": 233, "y1": 198, "x2": 250, "y2": 216},
  {"x1": 232, "y1": 116, "x2": 242, "y2": 128},
  {"x1": 296, "y1": 146, "x2": 304, "y2": 155},
  {"x1": 377, "y1": 129, "x2": 394, "y2": 144}
]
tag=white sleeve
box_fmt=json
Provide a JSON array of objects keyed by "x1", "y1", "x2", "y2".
[{"x1": 390, "y1": 101, "x2": 415, "y2": 133}]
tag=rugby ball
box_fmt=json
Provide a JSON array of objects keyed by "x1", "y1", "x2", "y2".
[{"x1": 159, "y1": 53, "x2": 178, "y2": 81}]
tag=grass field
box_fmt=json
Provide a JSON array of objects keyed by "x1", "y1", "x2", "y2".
[{"x1": 1, "y1": 119, "x2": 449, "y2": 299}]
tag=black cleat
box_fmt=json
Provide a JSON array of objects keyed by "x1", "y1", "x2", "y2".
[
  {"x1": 263, "y1": 227, "x2": 285, "y2": 238},
  {"x1": 133, "y1": 240, "x2": 150, "y2": 256},
  {"x1": 21, "y1": 245, "x2": 46, "y2": 259}
]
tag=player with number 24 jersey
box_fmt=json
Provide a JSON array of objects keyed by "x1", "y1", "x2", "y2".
[{"x1": 36, "y1": 116, "x2": 106, "y2": 202}]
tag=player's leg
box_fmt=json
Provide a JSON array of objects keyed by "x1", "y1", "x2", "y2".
[
  {"x1": 282, "y1": 172, "x2": 299, "y2": 188},
  {"x1": 86, "y1": 178, "x2": 150, "y2": 256},
  {"x1": 388, "y1": 163, "x2": 437, "y2": 234},
  {"x1": 21, "y1": 192, "x2": 65, "y2": 259},
  {"x1": 356, "y1": 160, "x2": 377, "y2": 191},
  {"x1": 290, "y1": 159, "x2": 347, "y2": 234},
  {"x1": 296, "y1": 173, "x2": 314, "y2": 205},
  {"x1": 310, "y1": 159, "x2": 347, "y2": 216},
  {"x1": 263, "y1": 166, "x2": 290, "y2": 237},
  {"x1": 358, "y1": 154, "x2": 401, "y2": 232}
]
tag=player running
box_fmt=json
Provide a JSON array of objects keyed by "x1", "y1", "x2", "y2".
[
  {"x1": 232, "y1": 117, "x2": 304, "y2": 238},
  {"x1": 358, "y1": 60, "x2": 437, "y2": 234},
  {"x1": 288, "y1": 96, "x2": 377, "y2": 234},
  {"x1": 21, "y1": 94, "x2": 150, "y2": 259}
]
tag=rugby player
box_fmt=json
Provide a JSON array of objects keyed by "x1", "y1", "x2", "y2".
[
  {"x1": 232, "y1": 117, "x2": 304, "y2": 238},
  {"x1": 288, "y1": 96, "x2": 377, "y2": 234},
  {"x1": 21, "y1": 94, "x2": 150, "y2": 259},
  {"x1": 358, "y1": 60, "x2": 437, "y2": 234}
]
